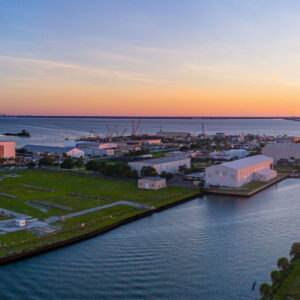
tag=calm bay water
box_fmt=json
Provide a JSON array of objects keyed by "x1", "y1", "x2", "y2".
[
  {"x1": 1, "y1": 179, "x2": 300, "y2": 299},
  {"x1": 0, "y1": 117, "x2": 300, "y2": 147},
  {"x1": 1, "y1": 117, "x2": 300, "y2": 299}
]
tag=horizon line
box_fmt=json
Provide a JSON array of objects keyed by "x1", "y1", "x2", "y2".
[{"x1": 0, "y1": 115, "x2": 298, "y2": 119}]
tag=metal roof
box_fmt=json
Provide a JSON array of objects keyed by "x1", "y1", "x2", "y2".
[
  {"x1": 23, "y1": 145, "x2": 77, "y2": 154},
  {"x1": 132, "y1": 155, "x2": 189, "y2": 165},
  {"x1": 221, "y1": 155, "x2": 273, "y2": 170},
  {"x1": 254, "y1": 168, "x2": 276, "y2": 176},
  {"x1": 140, "y1": 177, "x2": 165, "y2": 181},
  {"x1": 264, "y1": 143, "x2": 300, "y2": 148}
]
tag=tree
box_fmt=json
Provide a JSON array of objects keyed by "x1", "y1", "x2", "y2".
[
  {"x1": 179, "y1": 165, "x2": 187, "y2": 172},
  {"x1": 61, "y1": 158, "x2": 74, "y2": 169},
  {"x1": 39, "y1": 156, "x2": 55, "y2": 167},
  {"x1": 26, "y1": 161, "x2": 36, "y2": 169},
  {"x1": 140, "y1": 166, "x2": 158, "y2": 177},
  {"x1": 199, "y1": 181, "x2": 205, "y2": 193},
  {"x1": 85, "y1": 160, "x2": 99, "y2": 171},
  {"x1": 74, "y1": 157, "x2": 84, "y2": 168},
  {"x1": 277, "y1": 257, "x2": 289, "y2": 271},
  {"x1": 270, "y1": 270, "x2": 281, "y2": 284},
  {"x1": 259, "y1": 283, "x2": 272, "y2": 298},
  {"x1": 16, "y1": 148, "x2": 27, "y2": 154},
  {"x1": 290, "y1": 243, "x2": 300, "y2": 259},
  {"x1": 160, "y1": 171, "x2": 173, "y2": 180}
]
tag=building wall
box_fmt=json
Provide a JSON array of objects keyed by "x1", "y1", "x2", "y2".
[
  {"x1": 138, "y1": 178, "x2": 166, "y2": 190},
  {"x1": 0, "y1": 142, "x2": 16, "y2": 159},
  {"x1": 206, "y1": 158, "x2": 274, "y2": 188},
  {"x1": 129, "y1": 157, "x2": 191, "y2": 175},
  {"x1": 254, "y1": 170, "x2": 277, "y2": 182},
  {"x1": 66, "y1": 148, "x2": 84, "y2": 158},
  {"x1": 263, "y1": 144, "x2": 300, "y2": 160}
]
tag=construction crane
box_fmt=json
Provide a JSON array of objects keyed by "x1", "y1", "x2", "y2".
[
  {"x1": 89, "y1": 130, "x2": 101, "y2": 140},
  {"x1": 202, "y1": 122, "x2": 205, "y2": 135},
  {"x1": 106, "y1": 124, "x2": 119, "y2": 140},
  {"x1": 120, "y1": 126, "x2": 128, "y2": 137},
  {"x1": 131, "y1": 119, "x2": 141, "y2": 136}
]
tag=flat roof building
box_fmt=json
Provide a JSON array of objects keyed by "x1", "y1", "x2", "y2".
[
  {"x1": 262, "y1": 143, "x2": 300, "y2": 161},
  {"x1": 23, "y1": 145, "x2": 84, "y2": 158},
  {"x1": 205, "y1": 155, "x2": 277, "y2": 188},
  {"x1": 129, "y1": 155, "x2": 191, "y2": 176},
  {"x1": 0, "y1": 141, "x2": 16, "y2": 159},
  {"x1": 138, "y1": 177, "x2": 166, "y2": 190},
  {"x1": 156, "y1": 131, "x2": 190, "y2": 138}
]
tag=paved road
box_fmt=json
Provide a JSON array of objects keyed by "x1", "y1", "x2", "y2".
[{"x1": 46, "y1": 201, "x2": 148, "y2": 224}]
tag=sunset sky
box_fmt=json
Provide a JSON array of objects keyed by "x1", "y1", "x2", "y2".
[{"x1": 1, "y1": 0, "x2": 300, "y2": 116}]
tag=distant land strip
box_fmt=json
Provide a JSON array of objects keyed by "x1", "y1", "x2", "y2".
[{"x1": 0, "y1": 115, "x2": 298, "y2": 120}]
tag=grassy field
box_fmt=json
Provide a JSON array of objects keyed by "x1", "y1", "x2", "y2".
[{"x1": 0, "y1": 170, "x2": 197, "y2": 257}]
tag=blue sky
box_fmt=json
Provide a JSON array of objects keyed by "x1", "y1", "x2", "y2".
[{"x1": 1, "y1": 0, "x2": 300, "y2": 116}]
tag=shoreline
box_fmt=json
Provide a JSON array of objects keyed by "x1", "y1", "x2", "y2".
[
  {"x1": 0, "y1": 192, "x2": 203, "y2": 266},
  {"x1": 206, "y1": 174, "x2": 287, "y2": 197}
]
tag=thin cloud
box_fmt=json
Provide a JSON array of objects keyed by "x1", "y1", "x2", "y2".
[{"x1": 0, "y1": 55, "x2": 154, "y2": 82}]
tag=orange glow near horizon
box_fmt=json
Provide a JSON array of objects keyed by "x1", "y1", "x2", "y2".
[{"x1": 2, "y1": 80, "x2": 300, "y2": 116}]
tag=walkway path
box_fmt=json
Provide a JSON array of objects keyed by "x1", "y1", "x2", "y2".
[{"x1": 46, "y1": 201, "x2": 148, "y2": 224}]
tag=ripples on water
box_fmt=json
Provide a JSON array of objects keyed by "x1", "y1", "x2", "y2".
[{"x1": 0, "y1": 179, "x2": 300, "y2": 299}]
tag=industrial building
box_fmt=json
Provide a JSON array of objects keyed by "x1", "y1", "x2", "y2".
[
  {"x1": 0, "y1": 141, "x2": 16, "y2": 159},
  {"x1": 275, "y1": 136, "x2": 298, "y2": 143},
  {"x1": 77, "y1": 142, "x2": 116, "y2": 156},
  {"x1": 262, "y1": 143, "x2": 300, "y2": 161},
  {"x1": 210, "y1": 149, "x2": 248, "y2": 160},
  {"x1": 129, "y1": 155, "x2": 191, "y2": 176},
  {"x1": 23, "y1": 145, "x2": 84, "y2": 158},
  {"x1": 138, "y1": 177, "x2": 166, "y2": 190},
  {"x1": 156, "y1": 131, "x2": 190, "y2": 138},
  {"x1": 205, "y1": 155, "x2": 277, "y2": 188}
]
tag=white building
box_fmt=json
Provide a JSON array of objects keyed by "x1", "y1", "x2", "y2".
[
  {"x1": 23, "y1": 145, "x2": 84, "y2": 158},
  {"x1": 0, "y1": 141, "x2": 16, "y2": 159},
  {"x1": 210, "y1": 149, "x2": 248, "y2": 160},
  {"x1": 138, "y1": 177, "x2": 166, "y2": 190},
  {"x1": 77, "y1": 142, "x2": 117, "y2": 156},
  {"x1": 205, "y1": 155, "x2": 277, "y2": 188},
  {"x1": 129, "y1": 155, "x2": 191, "y2": 176},
  {"x1": 275, "y1": 136, "x2": 298, "y2": 144},
  {"x1": 263, "y1": 143, "x2": 300, "y2": 161}
]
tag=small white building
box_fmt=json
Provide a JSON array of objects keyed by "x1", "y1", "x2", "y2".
[
  {"x1": 129, "y1": 155, "x2": 191, "y2": 176},
  {"x1": 77, "y1": 142, "x2": 117, "y2": 156},
  {"x1": 0, "y1": 141, "x2": 16, "y2": 159},
  {"x1": 262, "y1": 143, "x2": 300, "y2": 161},
  {"x1": 138, "y1": 177, "x2": 166, "y2": 190},
  {"x1": 205, "y1": 155, "x2": 277, "y2": 188}
]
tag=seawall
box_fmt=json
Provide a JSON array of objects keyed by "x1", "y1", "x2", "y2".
[{"x1": 0, "y1": 192, "x2": 203, "y2": 266}]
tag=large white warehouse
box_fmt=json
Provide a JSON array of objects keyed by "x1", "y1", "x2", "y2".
[
  {"x1": 262, "y1": 143, "x2": 300, "y2": 161},
  {"x1": 205, "y1": 155, "x2": 277, "y2": 188},
  {"x1": 129, "y1": 155, "x2": 191, "y2": 175}
]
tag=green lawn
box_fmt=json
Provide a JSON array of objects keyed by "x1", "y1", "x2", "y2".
[{"x1": 0, "y1": 169, "x2": 197, "y2": 257}]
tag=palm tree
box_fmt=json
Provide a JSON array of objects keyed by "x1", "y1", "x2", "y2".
[
  {"x1": 290, "y1": 242, "x2": 300, "y2": 259},
  {"x1": 277, "y1": 257, "x2": 289, "y2": 271},
  {"x1": 271, "y1": 270, "x2": 281, "y2": 284},
  {"x1": 260, "y1": 283, "x2": 272, "y2": 298}
]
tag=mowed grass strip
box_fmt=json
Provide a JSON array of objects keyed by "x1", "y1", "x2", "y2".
[
  {"x1": 0, "y1": 170, "x2": 196, "y2": 218},
  {"x1": 0, "y1": 170, "x2": 198, "y2": 257}
]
